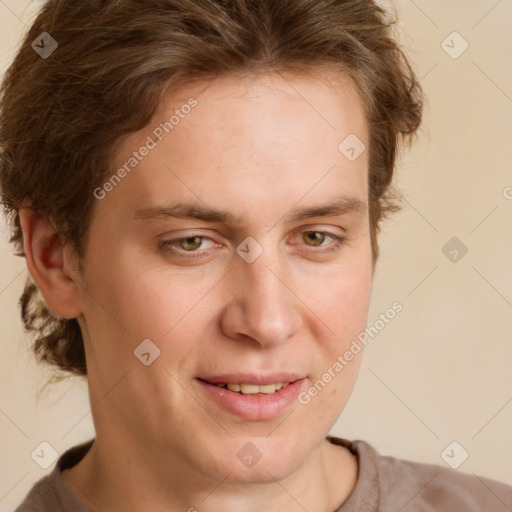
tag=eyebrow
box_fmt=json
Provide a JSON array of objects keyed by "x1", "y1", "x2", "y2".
[{"x1": 134, "y1": 195, "x2": 367, "y2": 225}]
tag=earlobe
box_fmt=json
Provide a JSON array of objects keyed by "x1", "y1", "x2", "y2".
[{"x1": 19, "y1": 205, "x2": 83, "y2": 319}]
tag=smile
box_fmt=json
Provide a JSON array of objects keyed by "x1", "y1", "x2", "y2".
[
  {"x1": 212, "y1": 382, "x2": 291, "y2": 394},
  {"x1": 196, "y1": 377, "x2": 305, "y2": 420}
]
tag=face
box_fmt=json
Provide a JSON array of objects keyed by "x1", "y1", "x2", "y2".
[{"x1": 76, "y1": 70, "x2": 372, "y2": 484}]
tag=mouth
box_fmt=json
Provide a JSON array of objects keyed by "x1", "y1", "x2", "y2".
[
  {"x1": 196, "y1": 373, "x2": 306, "y2": 421},
  {"x1": 203, "y1": 381, "x2": 291, "y2": 395},
  {"x1": 196, "y1": 375, "x2": 306, "y2": 421}
]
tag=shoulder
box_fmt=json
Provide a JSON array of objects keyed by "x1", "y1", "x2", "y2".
[
  {"x1": 353, "y1": 438, "x2": 512, "y2": 511},
  {"x1": 15, "y1": 440, "x2": 94, "y2": 512},
  {"x1": 15, "y1": 471, "x2": 62, "y2": 512},
  {"x1": 328, "y1": 436, "x2": 512, "y2": 511}
]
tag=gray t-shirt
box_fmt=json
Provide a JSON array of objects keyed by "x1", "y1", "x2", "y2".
[{"x1": 15, "y1": 436, "x2": 512, "y2": 511}]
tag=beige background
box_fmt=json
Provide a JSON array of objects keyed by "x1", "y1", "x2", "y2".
[{"x1": 1, "y1": 0, "x2": 511, "y2": 509}]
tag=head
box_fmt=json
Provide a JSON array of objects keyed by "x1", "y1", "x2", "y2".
[{"x1": 1, "y1": 0, "x2": 422, "y2": 483}]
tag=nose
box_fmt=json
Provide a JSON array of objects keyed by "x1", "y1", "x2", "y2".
[{"x1": 220, "y1": 245, "x2": 303, "y2": 349}]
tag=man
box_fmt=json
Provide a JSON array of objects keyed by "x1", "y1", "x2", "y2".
[{"x1": 1, "y1": 1, "x2": 510, "y2": 511}]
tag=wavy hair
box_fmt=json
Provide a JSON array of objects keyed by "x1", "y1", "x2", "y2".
[{"x1": 0, "y1": 0, "x2": 424, "y2": 378}]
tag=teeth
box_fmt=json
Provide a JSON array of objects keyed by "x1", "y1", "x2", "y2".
[
  {"x1": 240, "y1": 383, "x2": 260, "y2": 394},
  {"x1": 216, "y1": 382, "x2": 290, "y2": 394},
  {"x1": 258, "y1": 384, "x2": 276, "y2": 394}
]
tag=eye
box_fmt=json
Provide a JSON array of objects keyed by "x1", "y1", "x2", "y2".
[
  {"x1": 159, "y1": 234, "x2": 217, "y2": 255},
  {"x1": 158, "y1": 228, "x2": 345, "y2": 260},
  {"x1": 303, "y1": 231, "x2": 330, "y2": 246},
  {"x1": 177, "y1": 236, "x2": 207, "y2": 251},
  {"x1": 297, "y1": 230, "x2": 345, "y2": 251}
]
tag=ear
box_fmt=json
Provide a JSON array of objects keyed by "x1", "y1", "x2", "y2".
[{"x1": 19, "y1": 202, "x2": 82, "y2": 319}]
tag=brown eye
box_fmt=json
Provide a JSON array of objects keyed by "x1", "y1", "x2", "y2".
[
  {"x1": 303, "y1": 231, "x2": 327, "y2": 246},
  {"x1": 178, "y1": 236, "x2": 204, "y2": 251},
  {"x1": 159, "y1": 233, "x2": 218, "y2": 257},
  {"x1": 290, "y1": 229, "x2": 345, "y2": 255}
]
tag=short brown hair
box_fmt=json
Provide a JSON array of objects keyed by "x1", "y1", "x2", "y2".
[{"x1": 0, "y1": 0, "x2": 423, "y2": 378}]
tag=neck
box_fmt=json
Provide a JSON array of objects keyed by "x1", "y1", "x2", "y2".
[{"x1": 62, "y1": 433, "x2": 358, "y2": 512}]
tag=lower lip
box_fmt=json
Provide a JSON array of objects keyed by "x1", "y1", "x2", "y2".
[{"x1": 196, "y1": 379, "x2": 305, "y2": 421}]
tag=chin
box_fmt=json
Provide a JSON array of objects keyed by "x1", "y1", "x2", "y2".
[{"x1": 200, "y1": 435, "x2": 308, "y2": 485}]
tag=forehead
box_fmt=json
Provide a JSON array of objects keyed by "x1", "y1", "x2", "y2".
[
  {"x1": 157, "y1": 68, "x2": 367, "y2": 152},
  {"x1": 103, "y1": 69, "x2": 369, "y2": 223}
]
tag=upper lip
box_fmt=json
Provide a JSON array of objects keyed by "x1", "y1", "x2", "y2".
[{"x1": 198, "y1": 373, "x2": 306, "y2": 385}]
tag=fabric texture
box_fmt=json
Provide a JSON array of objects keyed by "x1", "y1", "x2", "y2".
[{"x1": 15, "y1": 436, "x2": 512, "y2": 511}]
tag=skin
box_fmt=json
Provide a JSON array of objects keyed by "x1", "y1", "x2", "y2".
[{"x1": 20, "y1": 69, "x2": 373, "y2": 512}]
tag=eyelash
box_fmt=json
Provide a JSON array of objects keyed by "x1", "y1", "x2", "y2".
[{"x1": 159, "y1": 230, "x2": 346, "y2": 258}]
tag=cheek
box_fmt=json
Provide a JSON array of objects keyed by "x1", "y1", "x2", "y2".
[
  {"x1": 297, "y1": 257, "x2": 372, "y2": 343},
  {"x1": 84, "y1": 256, "x2": 225, "y2": 371},
  {"x1": 316, "y1": 357, "x2": 361, "y2": 429},
  {"x1": 292, "y1": 249, "x2": 372, "y2": 415}
]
